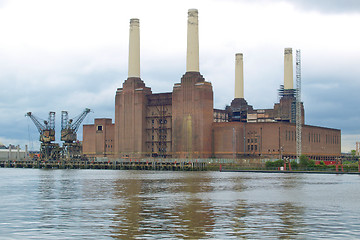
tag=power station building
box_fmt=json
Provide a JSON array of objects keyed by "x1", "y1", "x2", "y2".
[{"x1": 83, "y1": 9, "x2": 341, "y2": 160}]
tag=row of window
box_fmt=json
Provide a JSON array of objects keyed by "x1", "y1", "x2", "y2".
[
  {"x1": 150, "y1": 142, "x2": 168, "y2": 146},
  {"x1": 247, "y1": 138, "x2": 258, "y2": 143},
  {"x1": 151, "y1": 135, "x2": 167, "y2": 140},
  {"x1": 151, "y1": 148, "x2": 167, "y2": 152},
  {"x1": 247, "y1": 144, "x2": 258, "y2": 151},
  {"x1": 286, "y1": 130, "x2": 295, "y2": 142},
  {"x1": 151, "y1": 119, "x2": 168, "y2": 124},
  {"x1": 286, "y1": 130, "x2": 339, "y2": 145},
  {"x1": 151, "y1": 128, "x2": 167, "y2": 133},
  {"x1": 309, "y1": 132, "x2": 320, "y2": 143},
  {"x1": 326, "y1": 135, "x2": 339, "y2": 144}
]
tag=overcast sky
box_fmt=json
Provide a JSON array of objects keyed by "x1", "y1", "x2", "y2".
[{"x1": 0, "y1": 0, "x2": 359, "y2": 153}]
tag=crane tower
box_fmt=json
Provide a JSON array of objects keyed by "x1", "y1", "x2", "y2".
[
  {"x1": 61, "y1": 108, "x2": 91, "y2": 159},
  {"x1": 26, "y1": 111, "x2": 61, "y2": 160}
]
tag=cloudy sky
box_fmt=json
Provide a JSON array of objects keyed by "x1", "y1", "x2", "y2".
[{"x1": 0, "y1": 0, "x2": 359, "y2": 152}]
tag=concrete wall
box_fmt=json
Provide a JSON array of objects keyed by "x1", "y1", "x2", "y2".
[{"x1": 0, "y1": 149, "x2": 27, "y2": 161}]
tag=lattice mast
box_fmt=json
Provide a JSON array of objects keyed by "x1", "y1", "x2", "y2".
[{"x1": 296, "y1": 49, "x2": 302, "y2": 161}]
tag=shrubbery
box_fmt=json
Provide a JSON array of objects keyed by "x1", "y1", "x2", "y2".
[
  {"x1": 265, "y1": 159, "x2": 284, "y2": 169},
  {"x1": 265, "y1": 155, "x2": 359, "y2": 172},
  {"x1": 299, "y1": 155, "x2": 315, "y2": 168}
]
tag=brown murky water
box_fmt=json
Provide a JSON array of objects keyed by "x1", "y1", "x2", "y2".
[{"x1": 1, "y1": 168, "x2": 360, "y2": 239}]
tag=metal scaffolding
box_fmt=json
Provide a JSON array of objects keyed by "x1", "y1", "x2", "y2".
[{"x1": 296, "y1": 49, "x2": 302, "y2": 161}]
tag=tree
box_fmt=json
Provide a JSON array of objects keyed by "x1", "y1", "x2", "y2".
[
  {"x1": 351, "y1": 150, "x2": 356, "y2": 156},
  {"x1": 299, "y1": 155, "x2": 315, "y2": 168}
]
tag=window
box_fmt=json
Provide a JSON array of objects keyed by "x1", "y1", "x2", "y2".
[{"x1": 97, "y1": 125, "x2": 103, "y2": 131}]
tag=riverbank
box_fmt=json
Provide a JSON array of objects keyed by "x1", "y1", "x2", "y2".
[
  {"x1": 220, "y1": 169, "x2": 360, "y2": 175},
  {"x1": 1, "y1": 159, "x2": 360, "y2": 174},
  {"x1": 0, "y1": 159, "x2": 208, "y2": 171}
]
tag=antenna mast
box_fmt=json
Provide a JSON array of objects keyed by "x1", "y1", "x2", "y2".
[{"x1": 296, "y1": 49, "x2": 302, "y2": 161}]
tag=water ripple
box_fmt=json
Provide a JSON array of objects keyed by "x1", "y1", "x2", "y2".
[{"x1": 1, "y1": 169, "x2": 360, "y2": 239}]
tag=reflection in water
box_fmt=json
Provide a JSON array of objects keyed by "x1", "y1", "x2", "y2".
[
  {"x1": 111, "y1": 178, "x2": 144, "y2": 238},
  {"x1": 109, "y1": 172, "x2": 307, "y2": 239},
  {"x1": 110, "y1": 173, "x2": 215, "y2": 239},
  {"x1": 173, "y1": 175, "x2": 215, "y2": 239},
  {"x1": 1, "y1": 169, "x2": 360, "y2": 239}
]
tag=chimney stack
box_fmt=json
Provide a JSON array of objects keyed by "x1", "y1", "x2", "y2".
[
  {"x1": 235, "y1": 53, "x2": 244, "y2": 99},
  {"x1": 186, "y1": 9, "x2": 199, "y2": 72},
  {"x1": 284, "y1": 48, "x2": 293, "y2": 89},
  {"x1": 128, "y1": 18, "x2": 140, "y2": 78}
]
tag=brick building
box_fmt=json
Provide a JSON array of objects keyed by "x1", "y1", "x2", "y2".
[{"x1": 82, "y1": 9, "x2": 341, "y2": 160}]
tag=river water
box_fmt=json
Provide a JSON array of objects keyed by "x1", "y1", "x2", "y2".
[{"x1": 0, "y1": 168, "x2": 360, "y2": 239}]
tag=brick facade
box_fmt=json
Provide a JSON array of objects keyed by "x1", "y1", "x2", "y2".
[
  {"x1": 82, "y1": 79, "x2": 341, "y2": 160},
  {"x1": 212, "y1": 122, "x2": 341, "y2": 160},
  {"x1": 83, "y1": 118, "x2": 114, "y2": 157}
]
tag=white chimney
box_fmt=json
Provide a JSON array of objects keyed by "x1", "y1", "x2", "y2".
[
  {"x1": 128, "y1": 18, "x2": 140, "y2": 78},
  {"x1": 284, "y1": 48, "x2": 293, "y2": 89},
  {"x1": 235, "y1": 53, "x2": 244, "y2": 98},
  {"x1": 186, "y1": 9, "x2": 199, "y2": 72}
]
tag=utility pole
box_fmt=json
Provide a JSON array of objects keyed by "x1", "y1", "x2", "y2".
[{"x1": 232, "y1": 128, "x2": 236, "y2": 160}]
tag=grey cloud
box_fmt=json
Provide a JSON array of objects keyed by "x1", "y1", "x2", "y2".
[
  {"x1": 288, "y1": 0, "x2": 360, "y2": 13},
  {"x1": 303, "y1": 76, "x2": 360, "y2": 134},
  {"x1": 226, "y1": 0, "x2": 360, "y2": 13}
]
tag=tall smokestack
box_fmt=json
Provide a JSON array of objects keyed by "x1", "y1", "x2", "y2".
[
  {"x1": 186, "y1": 9, "x2": 199, "y2": 72},
  {"x1": 128, "y1": 18, "x2": 140, "y2": 78},
  {"x1": 284, "y1": 48, "x2": 293, "y2": 89},
  {"x1": 235, "y1": 53, "x2": 244, "y2": 99}
]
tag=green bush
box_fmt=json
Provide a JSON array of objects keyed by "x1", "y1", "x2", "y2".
[
  {"x1": 265, "y1": 159, "x2": 284, "y2": 169},
  {"x1": 299, "y1": 155, "x2": 315, "y2": 168},
  {"x1": 290, "y1": 160, "x2": 298, "y2": 169}
]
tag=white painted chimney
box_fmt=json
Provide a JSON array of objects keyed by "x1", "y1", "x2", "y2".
[
  {"x1": 186, "y1": 9, "x2": 199, "y2": 72},
  {"x1": 128, "y1": 18, "x2": 140, "y2": 78},
  {"x1": 235, "y1": 53, "x2": 244, "y2": 99},
  {"x1": 284, "y1": 48, "x2": 293, "y2": 89}
]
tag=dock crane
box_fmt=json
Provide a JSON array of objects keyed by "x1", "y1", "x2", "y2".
[
  {"x1": 61, "y1": 108, "x2": 91, "y2": 159},
  {"x1": 26, "y1": 111, "x2": 61, "y2": 160}
]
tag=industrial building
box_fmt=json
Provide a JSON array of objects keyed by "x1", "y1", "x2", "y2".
[
  {"x1": 83, "y1": 9, "x2": 341, "y2": 161},
  {"x1": 0, "y1": 144, "x2": 28, "y2": 161}
]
